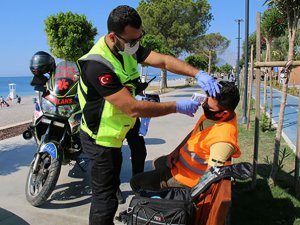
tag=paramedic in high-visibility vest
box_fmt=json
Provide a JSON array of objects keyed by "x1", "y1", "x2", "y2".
[
  {"x1": 130, "y1": 81, "x2": 241, "y2": 191},
  {"x1": 77, "y1": 5, "x2": 220, "y2": 225}
]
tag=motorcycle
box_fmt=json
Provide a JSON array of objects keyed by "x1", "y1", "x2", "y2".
[{"x1": 23, "y1": 52, "x2": 87, "y2": 206}]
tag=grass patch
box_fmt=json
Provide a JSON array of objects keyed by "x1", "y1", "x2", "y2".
[{"x1": 231, "y1": 105, "x2": 300, "y2": 224}]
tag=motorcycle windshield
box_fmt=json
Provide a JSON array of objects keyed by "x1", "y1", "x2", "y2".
[{"x1": 49, "y1": 61, "x2": 79, "y2": 97}]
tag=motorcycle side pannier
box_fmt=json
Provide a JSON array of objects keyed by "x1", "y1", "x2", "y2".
[{"x1": 124, "y1": 188, "x2": 196, "y2": 225}]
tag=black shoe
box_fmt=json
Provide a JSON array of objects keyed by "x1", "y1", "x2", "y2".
[
  {"x1": 115, "y1": 210, "x2": 129, "y2": 223},
  {"x1": 190, "y1": 162, "x2": 253, "y2": 201},
  {"x1": 117, "y1": 188, "x2": 125, "y2": 204}
]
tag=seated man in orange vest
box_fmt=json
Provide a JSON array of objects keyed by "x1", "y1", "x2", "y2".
[{"x1": 130, "y1": 81, "x2": 241, "y2": 191}]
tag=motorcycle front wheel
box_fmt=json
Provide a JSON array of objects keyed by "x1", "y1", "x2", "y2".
[{"x1": 25, "y1": 152, "x2": 62, "y2": 206}]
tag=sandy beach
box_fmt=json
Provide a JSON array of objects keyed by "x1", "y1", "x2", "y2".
[{"x1": 0, "y1": 95, "x2": 36, "y2": 128}]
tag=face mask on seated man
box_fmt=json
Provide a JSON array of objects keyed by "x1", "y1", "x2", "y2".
[{"x1": 130, "y1": 81, "x2": 241, "y2": 192}]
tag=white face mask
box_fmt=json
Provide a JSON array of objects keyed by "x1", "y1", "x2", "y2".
[{"x1": 119, "y1": 41, "x2": 139, "y2": 56}]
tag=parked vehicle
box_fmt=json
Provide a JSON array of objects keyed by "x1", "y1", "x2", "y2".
[{"x1": 23, "y1": 51, "x2": 87, "y2": 206}]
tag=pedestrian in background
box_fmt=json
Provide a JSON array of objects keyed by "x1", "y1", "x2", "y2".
[{"x1": 17, "y1": 95, "x2": 21, "y2": 104}]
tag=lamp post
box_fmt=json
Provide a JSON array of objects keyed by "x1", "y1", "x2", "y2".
[
  {"x1": 241, "y1": 0, "x2": 249, "y2": 124},
  {"x1": 235, "y1": 19, "x2": 243, "y2": 90}
]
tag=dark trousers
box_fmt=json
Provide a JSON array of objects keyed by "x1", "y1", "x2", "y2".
[
  {"x1": 130, "y1": 156, "x2": 188, "y2": 193},
  {"x1": 126, "y1": 118, "x2": 147, "y2": 176},
  {"x1": 80, "y1": 131, "x2": 122, "y2": 225}
]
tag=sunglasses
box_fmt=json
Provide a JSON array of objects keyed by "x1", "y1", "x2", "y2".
[{"x1": 115, "y1": 30, "x2": 146, "y2": 47}]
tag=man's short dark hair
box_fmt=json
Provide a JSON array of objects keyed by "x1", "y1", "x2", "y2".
[
  {"x1": 107, "y1": 5, "x2": 142, "y2": 35},
  {"x1": 215, "y1": 81, "x2": 240, "y2": 111}
]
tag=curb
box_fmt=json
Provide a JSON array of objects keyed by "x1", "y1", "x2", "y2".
[
  {"x1": 0, "y1": 120, "x2": 32, "y2": 141},
  {"x1": 0, "y1": 120, "x2": 32, "y2": 131},
  {"x1": 267, "y1": 112, "x2": 296, "y2": 152}
]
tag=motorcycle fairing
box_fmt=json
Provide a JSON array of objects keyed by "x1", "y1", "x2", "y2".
[
  {"x1": 45, "y1": 94, "x2": 75, "y2": 105},
  {"x1": 40, "y1": 143, "x2": 58, "y2": 159},
  {"x1": 47, "y1": 61, "x2": 79, "y2": 98},
  {"x1": 68, "y1": 111, "x2": 82, "y2": 131},
  {"x1": 34, "y1": 110, "x2": 43, "y2": 121}
]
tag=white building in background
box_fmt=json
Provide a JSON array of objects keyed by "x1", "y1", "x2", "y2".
[{"x1": 8, "y1": 83, "x2": 17, "y2": 99}]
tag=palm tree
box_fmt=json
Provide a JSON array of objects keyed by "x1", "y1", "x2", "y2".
[{"x1": 261, "y1": 7, "x2": 287, "y2": 125}]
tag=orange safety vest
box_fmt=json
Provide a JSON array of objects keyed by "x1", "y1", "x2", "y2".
[{"x1": 171, "y1": 113, "x2": 241, "y2": 187}]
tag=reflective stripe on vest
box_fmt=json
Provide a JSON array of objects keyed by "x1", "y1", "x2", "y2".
[
  {"x1": 178, "y1": 154, "x2": 206, "y2": 176},
  {"x1": 77, "y1": 36, "x2": 139, "y2": 147},
  {"x1": 182, "y1": 145, "x2": 208, "y2": 165},
  {"x1": 176, "y1": 144, "x2": 207, "y2": 175},
  {"x1": 77, "y1": 76, "x2": 97, "y2": 140},
  {"x1": 171, "y1": 114, "x2": 241, "y2": 187}
]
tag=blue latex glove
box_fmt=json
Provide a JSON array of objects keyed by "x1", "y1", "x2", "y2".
[
  {"x1": 195, "y1": 71, "x2": 221, "y2": 97},
  {"x1": 176, "y1": 100, "x2": 199, "y2": 117},
  {"x1": 139, "y1": 117, "x2": 151, "y2": 136}
]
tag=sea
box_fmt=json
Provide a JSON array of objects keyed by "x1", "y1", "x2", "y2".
[
  {"x1": 0, "y1": 76, "x2": 34, "y2": 98},
  {"x1": 0, "y1": 71, "x2": 186, "y2": 98}
]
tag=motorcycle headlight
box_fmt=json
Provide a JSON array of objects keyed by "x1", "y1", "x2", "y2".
[
  {"x1": 41, "y1": 98, "x2": 56, "y2": 114},
  {"x1": 57, "y1": 105, "x2": 74, "y2": 117}
]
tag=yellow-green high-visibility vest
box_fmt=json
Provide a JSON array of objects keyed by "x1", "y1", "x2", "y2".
[{"x1": 77, "y1": 36, "x2": 140, "y2": 148}]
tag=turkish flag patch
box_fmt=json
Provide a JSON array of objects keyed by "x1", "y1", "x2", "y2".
[{"x1": 98, "y1": 74, "x2": 113, "y2": 86}]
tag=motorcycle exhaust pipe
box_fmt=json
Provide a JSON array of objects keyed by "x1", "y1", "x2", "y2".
[{"x1": 23, "y1": 130, "x2": 33, "y2": 140}]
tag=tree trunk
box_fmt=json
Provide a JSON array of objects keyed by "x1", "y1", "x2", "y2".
[
  {"x1": 241, "y1": 67, "x2": 244, "y2": 93},
  {"x1": 247, "y1": 45, "x2": 254, "y2": 130},
  {"x1": 268, "y1": 45, "x2": 273, "y2": 130},
  {"x1": 252, "y1": 12, "x2": 261, "y2": 189},
  {"x1": 239, "y1": 67, "x2": 244, "y2": 106},
  {"x1": 269, "y1": 69, "x2": 273, "y2": 129},
  {"x1": 295, "y1": 86, "x2": 300, "y2": 197},
  {"x1": 293, "y1": 14, "x2": 300, "y2": 195},
  {"x1": 208, "y1": 51, "x2": 212, "y2": 75},
  {"x1": 270, "y1": 17, "x2": 296, "y2": 183},
  {"x1": 263, "y1": 72, "x2": 267, "y2": 113},
  {"x1": 263, "y1": 38, "x2": 271, "y2": 113},
  {"x1": 160, "y1": 69, "x2": 168, "y2": 91}
]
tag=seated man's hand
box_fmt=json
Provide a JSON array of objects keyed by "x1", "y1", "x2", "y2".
[
  {"x1": 166, "y1": 149, "x2": 180, "y2": 168},
  {"x1": 176, "y1": 100, "x2": 199, "y2": 117},
  {"x1": 195, "y1": 71, "x2": 221, "y2": 97}
]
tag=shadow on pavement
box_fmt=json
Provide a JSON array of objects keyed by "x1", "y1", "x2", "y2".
[
  {"x1": 271, "y1": 105, "x2": 298, "y2": 111},
  {"x1": 283, "y1": 121, "x2": 298, "y2": 129},
  {"x1": 41, "y1": 164, "x2": 91, "y2": 209},
  {"x1": 42, "y1": 180, "x2": 91, "y2": 209},
  {"x1": 285, "y1": 104, "x2": 298, "y2": 107},
  {"x1": 39, "y1": 136, "x2": 167, "y2": 209},
  {"x1": 144, "y1": 137, "x2": 166, "y2": 145},
  {"x1": 271, "y1": 111, "x2": 297, "y2": 118},
  {"x1": 121, "y1": 190, "x2": 134, "y2": 200},
  {"x1": 0, "y1": 143, "x2": 35, "y2": 175},
  {"x1": 0, "y1": 208, "x2": 29, "y2": 225}
]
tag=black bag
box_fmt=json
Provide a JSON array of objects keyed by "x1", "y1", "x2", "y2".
[
  {"x1": 126, "y1": 188, "x2": 195, "y2": 225},
  {"x1": 116, "y1": 162, "x2": 253, "y2": 225}
]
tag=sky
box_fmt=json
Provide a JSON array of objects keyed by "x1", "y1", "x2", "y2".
[{"x1": 0, "y1": 0, "x2": 267, "y2": 77}]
